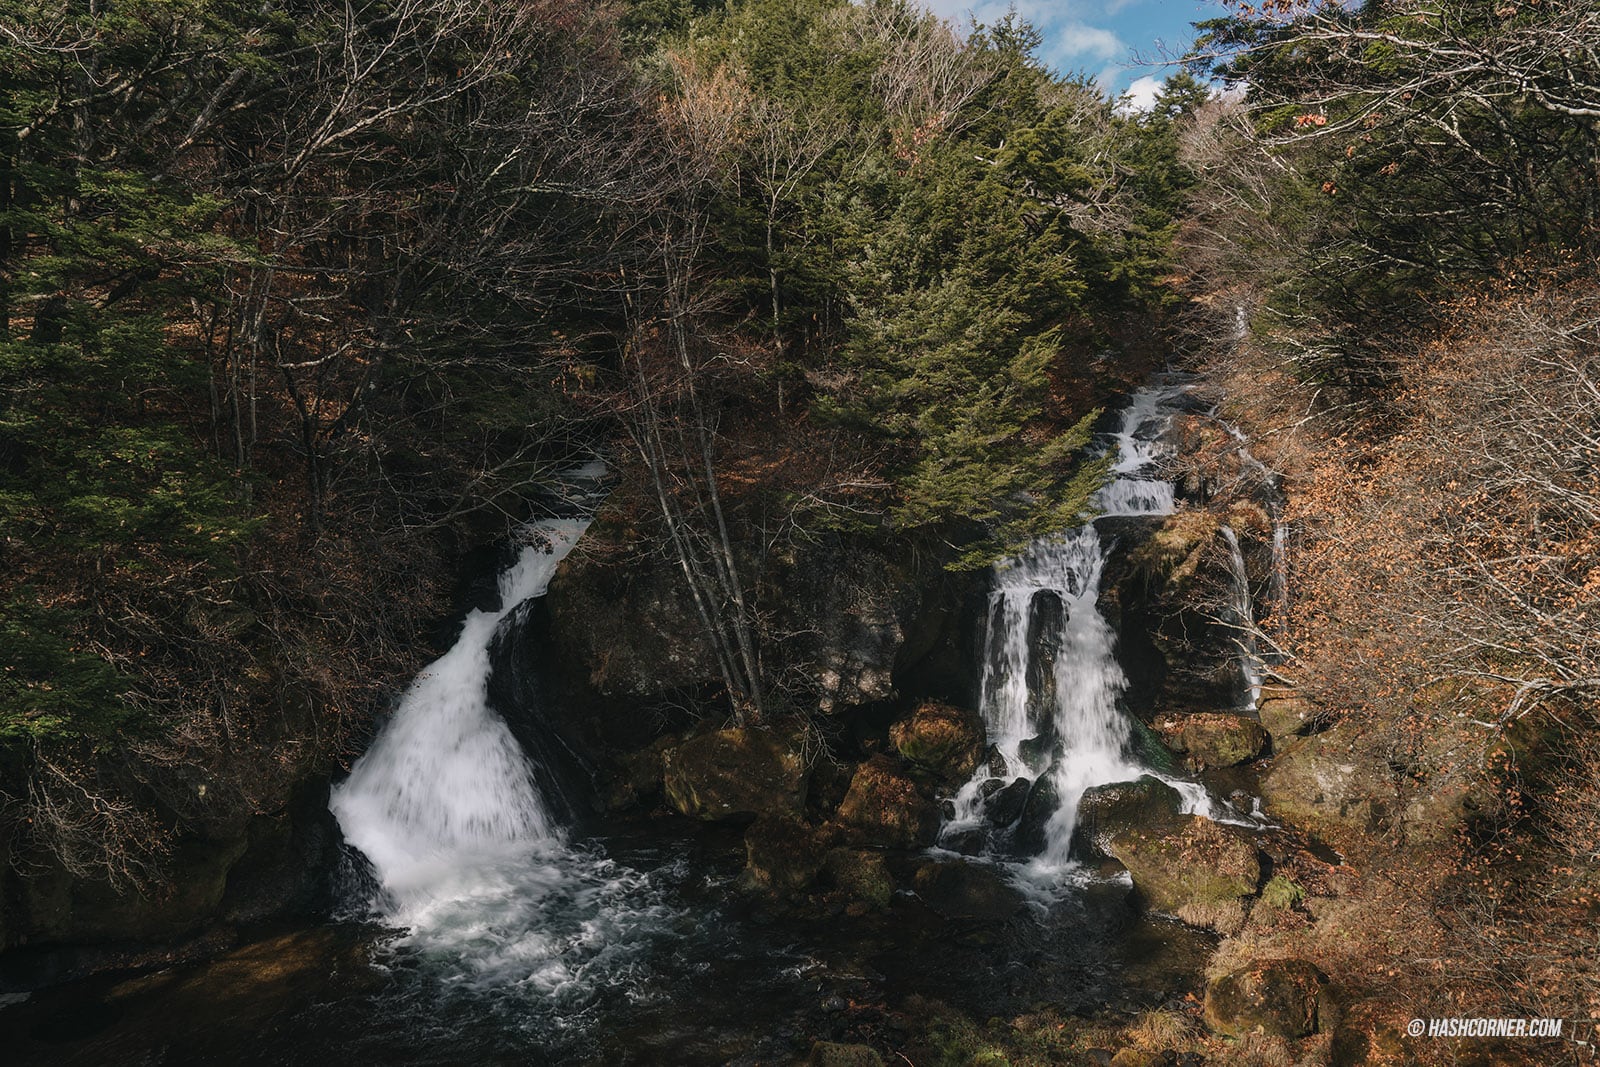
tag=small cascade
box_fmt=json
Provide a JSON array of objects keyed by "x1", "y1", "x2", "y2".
[
  {"x1": 1218, "y1": 525, "x2": 1263, "y2": 713},
  {"x1": 942, "y1": 385, "x2": 1213, "y2": 870},
  {"x1": 1270, "y1": 513, "x2": 1290, "y2": 633}
]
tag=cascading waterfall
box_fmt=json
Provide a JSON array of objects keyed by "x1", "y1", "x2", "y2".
[
  {"x1": 942, "y1": 385, "x2": 1213, "y2": 871},
  {"x1": 329, "y1": 469, "x2": 685, "y2": 1004},
  {"x1": 1218, "y1": 525, "x2": 1263, "y2": 713},
  {"x1": 331, "y1": 518, "x2": 587, "y2": 914}
]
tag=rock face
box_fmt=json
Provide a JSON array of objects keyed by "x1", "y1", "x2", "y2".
[
  {"x1": 1259, "y1": 723, "x2": 1397, "y2": 844},
  {"x1": 547, "y1": 534, "x2": 978, "y2": 719},
  {"x1": 889, "y1": 701, "x2": 984, "y2": 785},
  {"x1": 743, "y1": 815, "x2": 829, "y2": 895},
  {"x1": 662, "y1": 729, "x2": 808, "y2": 822},
  {"x1": 1074, "y1": 776, "x2": 1184, "y2": 857},
  {"x1": 1159, "y1": 712, "x2": 1270, "y2": 769},
  {"x1": 1204, "y1": 958, "x2": 1338, "y2": 1039},
  {"x1": 834, "y1": 757, "x2": 939, "y2": 848},
  {"x1": 1106, "y1": 815, "x2": 1261, "y2": 915}
]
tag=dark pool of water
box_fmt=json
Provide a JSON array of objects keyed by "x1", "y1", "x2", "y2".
[{"x1": 0, "y1": 819, "x2": 1213, "y2": 1066}]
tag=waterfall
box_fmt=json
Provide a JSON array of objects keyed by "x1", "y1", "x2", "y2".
[
  {"x1": 1218, "y1": 525, "x2": 1263, "y2": 713},
  {"x1": 331, "y1": 518, "x2": 589, "y2": 916},
  {"x1": 327, "y1": 465, "x2": 688, "y2": 1005},
  {"x1": 942, "y1": 385, "x2": 1213, "y2": 870}
]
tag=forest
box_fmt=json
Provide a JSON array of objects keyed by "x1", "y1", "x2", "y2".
[{"x1": 0, "y1": 0, "x2": 1596, "y2": 1064}]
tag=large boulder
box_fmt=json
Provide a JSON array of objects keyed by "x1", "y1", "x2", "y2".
[
  {"x1": 1074, "y1": 776, "x2": 1184, "y2": 857},
  {"x1": 1159, "y1": 712, "x2": 1270, "y2": 769},
  {"x1": 662, "y1": 728, "x2": 808, "y2": 822},
  {"x1": 821, "y1": 848, "x2": 894, "y2": 910},
  {"x1": 1256, "y1": 687, "x2": 1318, "y2": 743},
  {"x1": 1204, "y1": 958, "x2": 1338, "y2": 1039},
  {"x1": 1259, "y1": 723, "x2": 1397, "y2": 845},
  {"x1": 835, "y1": 757, "x2": 940, "y2": 848},
  {"x1": 1012, "y1": 774, "x2": 1060, "y2": 854},
  {"x1": 1106, "y1": 815, "x2": 1261, "y2": 916},
  {"x1": 743, "y1": 815, "x2": 829, "y2": 896},
  {"x1": 889, "y1": 701, "x2": 984, "y2": 785}
]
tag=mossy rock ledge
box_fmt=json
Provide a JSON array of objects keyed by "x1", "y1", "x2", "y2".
[
  {"x1": 1105, "y1": 814, "x2": 1261, "y2": 920},
  {"x1": 834, "y1": 756, "x2": 940, "y2": 848},
  {"x1": 888, "y1": 700, "x2": 984, "y2": 786},
  {"x1": 661, "y1": 728, "x2": 808, "y2": 822}
]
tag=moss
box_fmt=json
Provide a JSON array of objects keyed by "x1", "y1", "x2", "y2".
[{"x1": 1259, "y1": 875, "x2": 1305, "y2": 911}]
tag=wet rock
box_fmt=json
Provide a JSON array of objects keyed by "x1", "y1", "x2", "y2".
[
  {"x1": 890, "y1": 701, "x2": 984, "y2": 785},
  {"x1": 1024, "y1": 591, "x2": 1065, "y2": 734},
  {"x1": 911, "y1": 860, "x2": 1020, "y2": 921},
  {"x1": 1259, "y1": 723, "x2": 1397, "y2": 845},
  {"x1": 662, "y1": 728, "x2": 808, "y2": 822},
  {"x1": 1159, "y1": 712, "x2": 1270, "y2": 769},
  {"x1": 1012, "y1": 774, "x2": 1060, "y2": 853},
  {"x1": 807, "y1": 1042, "x2": 884, "y2": 1067},
  {"x1": 1203, "y1": 958, "x2": 1337, "y2": 1039},
  {"x1": 941, "y1": 826, "x2": 988, "y2": 855},
  {"x1": 1074, "y1": 776, "x2": 1184, "y2": 858},
  {"x1": 743, "y1": 815, "x2": 828, "y2": 896},
  {"x1": 822, "y1": 848, "x2": 894, "y2": 910},
  {"x1": 984, "y1": 777, "x2": 1031, "y2": 829},
  {"x1": 1017, "y1": 734, "x2": 1058, "y2": 772},
  {"x1": 835, "y1": 757, "x2": 940, "y2": 848},
  {"x1": 984, "y1": 746, "x2": 1009, "y2": 779},
  {"x1": 1106, "y1": 815, "x2": 1261, "y2": 917}
]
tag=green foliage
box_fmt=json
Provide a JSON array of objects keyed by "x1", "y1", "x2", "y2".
[
  {"x1": 1260, "y1": 874, "x2": 1306, "y2": 910},
  {"x1": 680, "y1": 0, "x2": 1186, "y2": 566},
  {"x1": 0, "y1": 601, "x2": 134, "y2": 742}
]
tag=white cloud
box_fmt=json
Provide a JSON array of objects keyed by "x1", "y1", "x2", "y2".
[
  {"x1": 920, "y1": 1, "x2": 1130, "y2": 74},
  {"x1": 1117, "y1": 74, "x2": 1164, "y2": 113}
]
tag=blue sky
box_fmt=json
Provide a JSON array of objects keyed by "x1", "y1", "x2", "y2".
[{"x1": 923, "y1": 0, "x2": 1223, "y2": 107}]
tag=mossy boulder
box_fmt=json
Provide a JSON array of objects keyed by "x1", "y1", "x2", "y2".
[
  {"x1": 911, "y1": 859, "x2": 1020, "y2": 921},
  {"x1": 808, "y1": 1042, "x2": 885, "y2": 1067},
  {"x1": 1160, "y1": 712, "x2": 1270, "y2": 769},
  {"x1": 1257, "y1": 687, "x2": 1317, "y2": 742},
  {"x1": 1204, "y1": 958, "x2": 1338, "y2": 1039},
  {"x1": 1259, "y1": 723, "x2": 1397, "y2": 845},
  {"x1": 835, "y1": 757, "x2": 939, "y2": 848},
  {"x1": 1107, "y1": 815, "x2": 1261, "y2": 918},
  {"x1": 662, "y1": 728, "x2": 808, "y2": 822},
  {"x1": 1074, "y1": 776, "x2": 1184, "y2": 857},
  {"x1": 889, "y1": 701, "x2": 984, "y2": 785},
  {"x1": 822, "y1": 848, "x2": 893, "y2": 910},
  {"x1": 742, "y1": 815, "x2": 829, "y2": 896}
]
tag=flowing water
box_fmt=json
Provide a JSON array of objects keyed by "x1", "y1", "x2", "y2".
[
  {"x1": 942, "y1": 386, "x2": 1219, "y2": 872},
  {"x1": 1, "y1": 426, "x2": 1236, "y2": 1063}
]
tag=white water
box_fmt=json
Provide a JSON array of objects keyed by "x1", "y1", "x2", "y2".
[
  {"x1": 330, "y1": 489, "x2": 690, "y2": 1002},
  {"x1": 943, "y1": 386, "x2": 1215, "y2": 874},
  {"x1": 1219, "y1": 525, "x2": 1263, "y2": 713},
  {"x1": 332, "y1": 518, "x2": 588, "y2": 912}
]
